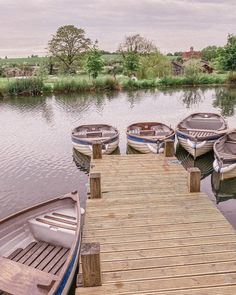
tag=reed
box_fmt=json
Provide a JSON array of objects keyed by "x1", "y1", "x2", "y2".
[
  {"x1": 5, "y1": 77, "x2": 50, "y2": 96},
  {"x1": 53, "y1": 77, "x2": 119, "y2": 93}
]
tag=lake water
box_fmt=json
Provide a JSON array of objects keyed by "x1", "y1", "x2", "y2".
[{"x1": 1, "y1": 87, "x2": 236, "y2": 227}]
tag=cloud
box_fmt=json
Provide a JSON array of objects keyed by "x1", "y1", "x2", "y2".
[{"x1": 0, "y1": 0, "x2": 235, "y2": 56}]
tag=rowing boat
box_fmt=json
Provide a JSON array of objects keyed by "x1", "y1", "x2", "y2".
[
  {"x1": 0, "y1": 192, "x2": 82, "y2": 295},
  {"x1": 176, "y1": 113, "x2": 228, "y2": 159},
  {"x1": 213, "y1": 131, "x2": 236, "y2": 180},
  {"x1": 127, "y1": 122, "x2": 175, "y2": 154},
  {"x1": 71, "y1": 124, "x2": 119, "y2": 156}
]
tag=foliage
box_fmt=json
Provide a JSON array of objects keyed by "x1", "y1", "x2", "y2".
[
  {"x1": 85, "y1": 45, "x2": 104, "y2": 79},
  {"x1": 5, "y1": 78, "x2": 50, "y2": 96},
  {"x1": 106, "y1": 64, "x2": 123, "y2": 78},
  {"x1": 121, "y1": 78, "x2": 159, "y2": 90},
  {"x1": 201, "y1": 46, "x2": 218, "y2": 61},
  {"x1": 36, "y1": 62, "x2": 49, "y2": 79},
  {"x1": 213, "y1": 87, "x2": 236, "y2": 116},
  {"x1": 48, "y1": 25, "x2": 91, "y2": 74},
  {"x1": 227, "y1": 72, "x2": 236, "y2": 84},
  {"x1": 184, "y1": 60, "x2": 202, "y2": 85},
  {"x1": 217, "y1": 34, "x2": 236, "y2": 71},
  {"x1": 137, "y1": 51, "x2": 171, "y2": 79},
  {"x1": 123, "y1": 52, "x2": 140, "y2": 76},
  {"x1": 53, "y1": 76, "x2": 119, "y2": 93},
  {"x1": 118, "y1": 34, "x2": 156, "y2": 54}
]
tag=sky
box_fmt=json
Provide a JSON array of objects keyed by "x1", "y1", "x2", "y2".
[{"x1": 0, "y1": 0, "x2": 236, "y2": 57}]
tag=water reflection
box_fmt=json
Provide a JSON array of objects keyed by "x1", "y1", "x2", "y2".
[
  {"x1": 73, "y1": 147, "x2": 121, "y2": 174},
  {"x1": 182, "y1": 88, "x2": 206, "y2": 108},
  {"x1": 2, "y1": 86, "x2": 236, "y2": 222},
  {"x1": 73, "y1": 149, "x2": 90, "y2": 174},
  {"x1": 176, "y1": 144, "x2": 214, "y2": 179},
  {"x1": 211, "y1": 172, "x2": 236, "y2": 203},
  {"x1": 213, "y1": 87, "x2": 236, "y2": 116}
]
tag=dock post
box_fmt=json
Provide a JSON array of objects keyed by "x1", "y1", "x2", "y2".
[
  {"x1": 164, "y1": 140, "x2": 175, "y2": 157},
  {"x1": 90, "y1": 172, "x2": 102, "y2": 199},
  {"x1": 92, "y1": 142, "x2": 102, "y2": 159},
  {"x1": 81, "y1": 242, "x2": 102, "y2": 287},
  {"x1": 188, "y1": 167, "x2": 201, "y2": 192}
]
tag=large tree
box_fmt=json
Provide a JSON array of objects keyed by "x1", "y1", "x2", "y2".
[
  {"x1": 48, "y1": 25, "x2": 91, "y2": 73},
  {"x1": 217, "y1": 34, "x2": 236, "y2": 71},
  {"x1": 118, "y1": 34, "x2": 157, "y2": 55},
  {"x1": 201, "y1": 45, "x2": 218, "y2": 61}
]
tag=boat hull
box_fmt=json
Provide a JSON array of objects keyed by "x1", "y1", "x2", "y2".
[
  {"x1": 56, "y1": 234, "x2": 81, "y2": 295},
  {"x1": 127, "y1": 133, "x2": 175, "y2": 154},
  {"x1": 72, "y1": 137, "x2": 119, "y2": 156},
  {"x1": 176, "y1": 131, "x2": 221, "y2": 158},
  {"x1": 213, "y1": 159, "x2": 236, "y2": 180}
]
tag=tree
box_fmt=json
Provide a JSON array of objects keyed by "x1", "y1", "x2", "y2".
[
  {"x1": 48, "y1": 25, "x2": 91, "y2": 73},
  {"x1": 184, "y1": 59, "x2": 202, "y2": 85},
  {"x1": 138, "y1": 51, "x2": 171, "y2": 79},
  {"x1": 123, "y1": 52, "x2": 140, "y2": 77},
  {"x1": 85, "y1": 44, "x2": 104, "y2": 79},
  {"x1": 118, "y1": 34, "x2": 157, "y2": 55},
  {"x1": 217, "y1": 34, "x2": 236, "y2": 71},
  {"x1": 201, "y1": 46, "x2": 218, "y2": 61}
]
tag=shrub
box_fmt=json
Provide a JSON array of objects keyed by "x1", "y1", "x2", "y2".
[
  {"x1": 227, "y1": 72, "x2": 236, "y2": 84},
  {"x1": 6, "y1": 78, "x2": 48, "y2": 96}
]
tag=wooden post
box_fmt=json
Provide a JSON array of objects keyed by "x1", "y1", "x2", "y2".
[
  {"x1": 90, "y1": 172, "x2": 102, "y2": 199},
  {"x1": 188, "y1": 167, "x2": 201, "y2": 192},
  {"x1": 164, "y1": 140, "x2": 175, "y2": 157},
  {"x1": 92, "y1": 142, "x2": 102, "y2": 159},
  {"x1": 81, "y1": 243, "x2": 102, "y2": 287}
]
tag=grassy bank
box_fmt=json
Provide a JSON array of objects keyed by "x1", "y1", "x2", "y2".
[{"x1": 0, "y1": 73, "x2": 233, "y2": 98}]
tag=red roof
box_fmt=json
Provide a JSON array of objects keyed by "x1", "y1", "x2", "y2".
[{"x1": 182, "y1": 47, "x2": 202, "y2": 59}]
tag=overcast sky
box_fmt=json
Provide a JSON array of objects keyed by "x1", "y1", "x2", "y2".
[{"x1": 0, "y1": 0, "x2": 236, "y2": 57}]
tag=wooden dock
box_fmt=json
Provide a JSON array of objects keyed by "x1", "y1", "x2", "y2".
[{"x1": 76, "y1": 153, "x2": 236, "y2": 294}]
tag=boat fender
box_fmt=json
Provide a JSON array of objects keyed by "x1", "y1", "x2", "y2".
[
  {"x1": 147, "y1": 143, "x2": 157, "y2": 153},
  {"x1": 187, "y1": 139, "x2": 206, "y2": 149},
  {"x1": 213, "y1": 159, "x2": 236, "y2": 173},
  {"x1": 101, "y1": 144, "x2": 109, "y2": 154},
  {"x1": 159, "y1": 147, "x2": 164, "y2": 153},
  {"x1": 81, "y1": 208, "x2": 85, "y2": 215}
]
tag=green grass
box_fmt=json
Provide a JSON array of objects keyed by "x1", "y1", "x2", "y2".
[
  {"x1": 53, "y1": 76, "x2": 119, "y2": 93},
  {"x1": 0, "y1": 73, "x2": 231, "y2": 98},
  {"x1": 0, "y1": 56, "x2": 48, "y2": 66},
  {"x1": 0, "y1": 54, "x2": 122, "y2": 66}
]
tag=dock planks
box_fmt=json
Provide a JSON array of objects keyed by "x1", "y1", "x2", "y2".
[{"x1": 76, "y1": 154, "x2": 236, "y2": 294}]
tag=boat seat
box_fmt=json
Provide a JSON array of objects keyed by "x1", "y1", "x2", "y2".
[
  {"x1": 102, "y1": 131, "x2": 116, "y2": 137},
  {"x1": 140, "y1": 130, "x2": 155, "y2": 136},
  {"x1": 0, "y1": 257, "x2": 57, "y2": 295},
  {"x1": 86, "y1": 131, "x2": 102, "y2": 137},
  {"x1": 155, "y1": 131, "x2": 170, "y2": 136},
  {"x1": 5, "y1": 241, "x2": 69, "y2": 275},
  {"x1": 28, "y1": 210, "x2": 77, "y2": 249},
  {"x1": 187, "y1": 119, "x2": 222, "y2": 130}
]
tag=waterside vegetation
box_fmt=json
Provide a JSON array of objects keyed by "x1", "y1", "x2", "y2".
[{"x1": 1, "y1": 26, "x2": 236, "y2": 98}]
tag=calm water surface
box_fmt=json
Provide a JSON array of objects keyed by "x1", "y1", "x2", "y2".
[{"x1": 1, "y1": 87, "x2": 236, "y2": 227}]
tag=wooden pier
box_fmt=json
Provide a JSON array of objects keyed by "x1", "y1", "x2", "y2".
[{"x1": 76, "y1": 150, "x2": 236, "y2": 294}]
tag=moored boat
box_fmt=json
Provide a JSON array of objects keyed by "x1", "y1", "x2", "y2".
[
  {"x1": 213, "y1": 131, "x2": 236, "y2": 180},
  {"x1": 71, "y1": 124, "x2": 119, "y2": 156},
  {"x1": 126, "y1": 122, "x2": 175, "y2": 154},
  {"x1": 0, "y1": 192, "x2": 82, "y2": 295},
  {"x1": 176, "y1": 113, "x2": 228, "y2": 159}
]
